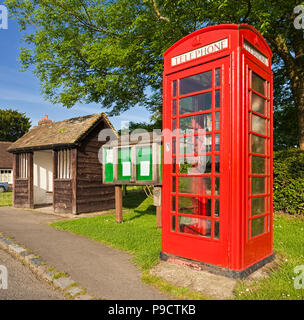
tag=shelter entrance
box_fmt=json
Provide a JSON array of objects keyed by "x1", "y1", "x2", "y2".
[
  {"x1": 33, "y1": 150, "x2": 53, "y2": 206},
  {"x1": 164, "y1": 57, "x2": 230, "y2": 266}
]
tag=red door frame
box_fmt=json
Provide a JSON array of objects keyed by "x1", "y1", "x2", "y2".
[
  {"x1": 162, "y1": 57, "x2": 231, "y2": 267},
  {"x1": 242, "y1": 56, "x2": 273, "y2": 268}
]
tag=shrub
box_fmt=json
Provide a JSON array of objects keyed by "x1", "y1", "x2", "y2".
[{"x1": 273, "y1": 148, "x2": 304, "y2": 214}]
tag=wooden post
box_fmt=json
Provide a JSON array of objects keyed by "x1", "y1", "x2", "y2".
[
  {"x1": 115, "y1": 185, "x2": 123, "y2": 223},
  {"x1": 156, "y1": 205, "x2": 162, "y2": 229},
  {"x1": 154, "y1": 186, "x2": 162, "y2": 228},
  {"x1": 52, "y1": 150, "x2": 58, "y2": 212},
  {"x1": 28, "y1": 152, "x2": 34, "y2": 209},
  {"x1": 71, "y1": 148, "x2": 78, "y2": 215},
  {"x1": 12, "y1": 153, "x2": 16, "y2": 207}
]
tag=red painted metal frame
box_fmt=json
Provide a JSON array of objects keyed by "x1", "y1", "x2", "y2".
[{"x1": 162, "y1": 24, "x2": 273, "y2": 272}]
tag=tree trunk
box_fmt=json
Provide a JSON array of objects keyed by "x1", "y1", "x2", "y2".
[
  {"x1": 298, "y1": 102, "x2": 304, "y2": 150},
  {"x1": 292, "y1": 80, "x2": 304, "y2": 150}
]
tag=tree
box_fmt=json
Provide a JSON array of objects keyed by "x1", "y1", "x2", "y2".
[
  {"x1": 6, "y1": 0, "x2": 304, "y2": 148},
  {"x1": 0, "y1": 109, "x2": 31, "y2": 142}
]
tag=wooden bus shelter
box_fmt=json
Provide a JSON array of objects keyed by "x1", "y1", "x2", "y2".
[{"x1": 8, "y1": 113, "x2": 117, "y2": 214}]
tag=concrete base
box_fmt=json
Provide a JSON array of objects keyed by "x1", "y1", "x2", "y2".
[
  {"x1": 151, "y1": 261, "x2": 237, "y2": 299},
  {"x1": 160, "y1": 252, "x2": 275, "y2": 279}
]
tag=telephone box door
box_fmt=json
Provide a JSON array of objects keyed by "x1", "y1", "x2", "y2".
[
  {"x1": 244, "y1": 57, "x2": 273, "y2": 267},
  {"x1": 163, "y1": 56, "x2": 231, "y2": 267}
]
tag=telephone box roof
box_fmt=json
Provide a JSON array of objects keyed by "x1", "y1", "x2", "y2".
[{"x1": 164, "y1": 24, "x2": 272, "y2": 58}]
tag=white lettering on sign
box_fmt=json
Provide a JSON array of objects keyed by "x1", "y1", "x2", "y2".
[
  {"x1": 243, "y1": 40, "x2": 269, "y2": 66},
  {"x1": 171, "y1": 38, "x2": 228, "y2": 67}
]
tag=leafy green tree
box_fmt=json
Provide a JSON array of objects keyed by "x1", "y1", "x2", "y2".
[
  {"x1": 0, "y1": 109, "x2": 31, "y2": 142},
  {"x1": 5, "y1": 0, "x2": 304, "y2": 148},
  {"x1": 274, "y1": 104, "x2": 298, "y2": 150}
]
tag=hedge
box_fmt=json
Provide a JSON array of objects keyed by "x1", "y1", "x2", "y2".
[{"x1": 273, "y1": 148, "x2": 304, "y2": 214}]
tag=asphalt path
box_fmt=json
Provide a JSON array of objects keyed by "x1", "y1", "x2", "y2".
[
  {"x1": 0, "y1": 206, "x2": 170, "y2": 300},
  {"x1": 0, "y1": 248, "x2": 64, "y2": 300}
]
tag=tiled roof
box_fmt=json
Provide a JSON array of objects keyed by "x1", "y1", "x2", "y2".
[
  {"x1": 8, "y1": 113, "x2": 117, "y2": 152},
  {"x1": 0, "y1": 142, "x2": 13, "y2": 168}
]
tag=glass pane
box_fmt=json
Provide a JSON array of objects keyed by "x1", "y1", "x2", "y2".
[
  {"x1": 252, "y1": 93, "x2": 265, "y2": 115},
  {"x1": 215, "y1": 112, "x2": 220, "y2": 130},
  {"x1": 252, "y1": 197, "x2": 265, "y2": 216},
  {"x1": 248, "y1": 112, "x2": 251, "y2": 130},
  {"x1": 178, "y1": 198, "x2": 211, "y2": 216},
  {"x1": 178, "y1": 156, "x2": 211, "y2": 174},
  {"x1": 252, "y1": 156, "x2": 265, "y2": 174},
  {"x1": 180, "y1": 113, "x2": 212, "y2": 134},
  {"x1": 173, "y1": 100, "x2": 177, "y2": 116},
  {"x1": 215, "y1": 134, "x2": 220, "y2": 151},
  {"x1": 215, "y1": 155, "x2": 220, "y2": 173},
  {"x1": 180, "y1": 92, "x2": 212, "y2": 115},
  {"x1": 179, "y1": 177, "x2": 211, "y2": 195},
  {"x1": 180, "y1": 71, "x2": 212, "y2": 95},
  {"x1": 178, "y1": 216, "x2": 211, "y2": 238},
  {"x1": 214, "y1": 199, "x2": 220, "y2": 217},
  {"x1": 215, "y1": 177, "x2": 220, "y2": 195},
  {"x1": 206, "y1": 134, "x2": 212, "y2": 152},
  {"x1": 171, "y1": 215, "x2": 176, "y2": 231},
  {"x1": 172, "y1": 157, "x2": 176, "y2": 173},
  {"x1": 178, "y1": 197, "x2": 198, "y2": 214},
  {"x1": 252, "y1": 177, "x2": 265, "y2": 195},
  {"x1": 252, "y1": 135, "x2": 265, "y2": 154},
  {"x1": 215, "y1": 68, "x2": 221, "y2": 87},
  {"x1": 252, "y1": 72, "x2": 265, "y2": 95},
  {"x1": 214, "y1": 220, "x2": 219, "y2": 239},
  {"x1": 251, "y1": 217, "x2": 265, "y2": 237},
  {"x1": 172, "y1": 176, "x2": 176, "y2": 192},
  {"x1": 172, "y1": 196, "x2": 176, "y2": 212},
  {"x1": 215, "y1": 90, "x2": 220, "y2": 108},
  {"x1": 252, "y1": 114, "x2": 266, "y2": 135},
  {"x1": 172, "y1": 118, "x2": 176, "y2": 132},
  {"x1": 179, "y1": 136, "x2": 194, "y2": 155},
  {"x1": 195, "y1": 135, "x2": 208, "y2": 154},
  {"x1": 173, "y1": 80, "x2": 177, "y2": 97},
  {"x1": 172, "y1": 138, "x2": 176, "y2": 155}
]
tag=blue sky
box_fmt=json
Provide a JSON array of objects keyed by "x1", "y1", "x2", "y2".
[{"x1": 0, "y1": 11, "x2": 152, "y2": 130}]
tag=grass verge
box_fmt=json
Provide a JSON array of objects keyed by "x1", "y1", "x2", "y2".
[{"x1": 0, "y1": 191, "x2": 12, "y2": 206}]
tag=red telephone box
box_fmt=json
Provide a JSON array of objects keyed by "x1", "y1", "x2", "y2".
[{"x1": 162, "y1": 24, "x2": 274, "y2": 278}]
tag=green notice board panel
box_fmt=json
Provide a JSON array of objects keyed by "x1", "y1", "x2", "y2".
[
  {"x1": 102, "y1": 141, "x2": 162, "y2": 185},
  {"x1": 104, "y1": 148, "x2": 114, "y2": 183},
  {"x1": 136, "y1": 146, "x2": 153, "y2": 181},
  {"x1": 118, "y1": 147, "x2": 132, "y2": 181}
]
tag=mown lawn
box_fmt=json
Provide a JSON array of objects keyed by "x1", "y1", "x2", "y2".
[
  {"x1": 51, "y1": 188, "x2": 304, "y2": 300},
  {"x1": 0, "y1": 191, "x2": 12, "y2": 207},
  {"x1": 235, "y1": 214, "x2": 304, "y2": 300}
]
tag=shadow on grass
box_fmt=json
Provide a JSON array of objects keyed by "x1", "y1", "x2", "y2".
[
  {"x1": 125, "y1": 206, "x2": 156, "y2": 222},
  {"x1": 123, "y1": 189, "x2": 147, "y2": 209}
]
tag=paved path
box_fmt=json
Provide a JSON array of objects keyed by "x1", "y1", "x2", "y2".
[
  {"x1": 0, "y1": 207, "x2": 170, "y2": 300},
  {"x1": 0, "y1": 248, "x2": 64, "y2": 300}
]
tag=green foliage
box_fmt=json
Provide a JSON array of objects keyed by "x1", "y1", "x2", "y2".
[
  {"x1": 0, "y1": 109, "x2": 31, "y2": 142},
  {"x1": 274, "y1": 104, "x2": 299, "y2": 150},
  {"x1": 273, "y1": 149, "x2": 304, "y2": 214},
  {"x1": 5, "y1": 1, "x2": 298, "y2": 110}
]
